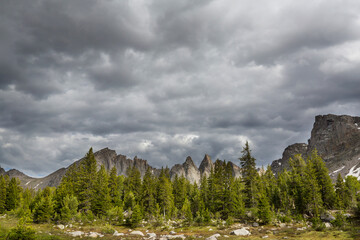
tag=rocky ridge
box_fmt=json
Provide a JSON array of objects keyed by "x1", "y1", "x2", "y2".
[
  {"x1": 271, "y1": 114, "x2": 360, "y2": 180},
  {"x1": 1, "y1": 148, "x2": 241, "y2": 189}
]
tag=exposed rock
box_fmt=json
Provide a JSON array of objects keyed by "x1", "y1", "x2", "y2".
[
  {"x1": 253, "y1": 222, "x2": 259, "y2": 227},
  {"x1": 320, "y1": 213, "x2": 335, "y2": 222},
  {"x1": 147, "y1": 233, "x2": 156, "y2": 238},
  {"x1": 161, "y1": 234, "x2": 186, "y2": 240},
  {"x1": 170, "y1": 156, "x2": 201, "y2": 183},
  {"x1": 68, "y1": 231, "x2": 84, "y2": 237},
  {"x1": 113, "y1": 230, "x2": 124, "y2": 236},
  {"x1": 230, "y1": 228, "x2": 251, "y2": 236},
  {"x1": 324, "y1": 222, "x2": 332, "y2": 228},
  {"x1": 169, "y1": 231, "x2": 176, "y2": 235},
  {"x1": 130, "y1": 231, "x2": 144, "y2": 236},
  {"x1": 199, "y1": 154, "x2": 214, "y2": 177},
  {"x1": 296, "y1": 227, "x2": 306, "y2": 231},
  {"x1": 206, "y1": 233, "x2": 221, "y2": 240},
  {"x1": 56, "y1": 224, "x2": 65, "y2": 230},
  {"x1": 271, "y1": 114, "x2": 360, "y2": 180}
]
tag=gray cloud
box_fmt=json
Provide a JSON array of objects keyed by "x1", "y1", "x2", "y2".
[{"x1": 1, "y1": 0, "x2": 360, "y2": 177}]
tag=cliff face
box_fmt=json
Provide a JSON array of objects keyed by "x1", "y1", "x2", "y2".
[{"x1": 271, "y1": 114, "x2": 360, "y2": 180}]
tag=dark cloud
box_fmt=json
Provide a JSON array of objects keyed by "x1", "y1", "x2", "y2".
[{"x1": 1, "y1": 0, "x2": 360, "y2": 176}]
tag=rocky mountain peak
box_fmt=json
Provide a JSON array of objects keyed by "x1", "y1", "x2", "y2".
[
  {"x1": 271, "y1": 114, "x2": 360, "y2": 180},
  {"x1": 184, "y1": 156, "x2": 196, "y2": 168},
  {"x1": 199, "y1": 154, "x2": 213, "y2": 177}
]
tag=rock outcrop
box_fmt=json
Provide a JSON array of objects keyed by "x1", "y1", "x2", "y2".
[
  {"x1": 271, "y1": 114, "x2": 360, "y2": 180},
  {"x1": 199, "y1": 154, "x2": 214, "y2": 177},
  {"x1": 170, "y1": 156, "x2": 201, "y2": 183}
]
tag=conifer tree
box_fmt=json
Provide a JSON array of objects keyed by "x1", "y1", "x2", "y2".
[
  {"x1": 33, "y1": 187, "x2": 54, "y2": 223},
  {"x1": 239, "y1": 141, "x2": 259, "y2": 208},
  {"x1": 108, "y1": 167, "x2": 122, "y2": 207},
  {"x1": 173, "y1": 175, "x2": 187, "y2": 211},
  {"x1": 141, "y1": 168, "x2": 156, "y2": 218},
  {"x1": 92, "y1": 165, "x2": 111, "y2": 216},
  {"x1": 0, "y1": 175, "x2": 6, "y2": 213},
  {"x1": 157, "y1": 168, "x2": 174, "y2": 218},
  {"x1": 6, "y1": 177, "x2": 21, "y2": 211},
  {"x1": 130, "y1": 204, "x2": 142, "y2": 227},
  {"x1": 181, "y1": 197, "x2": 193, "y2": 224},
  {"x1": 257, "y1": 192, "x2": 272, "y2": 224},
  {"x1": 77, "y1": 148, "x2": 97, "y2": 213},
  {"x1": 308, "y1": 150, "x2": 335, "y2": 209},
  {"x1": 335, "y1": 174, "x2": 345, "y2": 209},
  {"x1": 229, "y1": 178, "x2": 245, "y2": 218},
  {"x1": 60, "y1": 195, "x2": 78, "y2": 223},
  {"x1": 125, "y1": 166, "x2": 142, "y2": 202},
  {"x1": 344, "y1": 176, "x2": 360, "y2": 208}
]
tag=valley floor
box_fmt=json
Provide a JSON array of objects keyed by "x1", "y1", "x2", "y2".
[{"x1": 1, "y1": 215, "x2": 359, "y2": 240}]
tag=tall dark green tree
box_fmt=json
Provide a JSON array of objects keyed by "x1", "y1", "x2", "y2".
[
  {"x1": 141, "y1": 168, "x2": 156, "y2": 218},
  {"x1": 308, "y1": 150, "x2": 335, "y2": 209},
  {"x1": 77, "y1": 148, "x2": 97, "y2": 213},
  {"x1": 92, "y1": 165, "x2": 111, "y2": 216},
  {"x1": 239, "y1": 141, "x2": 259, "y2": 208},
  {"x1": 6, "y1": 177, "x2": 21, "y2": 211},
  {"x1": 108, "y1": 167, "x2": 122, "y2": 207},
  {"x1": 0, "y1": 175, "x2": 6, "y2": 213},
  {"x1": 157, "y1": 168, "x2": 174, "y2": 219},
  {"x1": 335, "y1": 174, "x2": 345, "y2": 209}
]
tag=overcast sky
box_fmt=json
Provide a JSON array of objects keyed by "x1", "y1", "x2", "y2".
[{"x1": 1, "y1": 0, "x2": 360, "y2": 177}]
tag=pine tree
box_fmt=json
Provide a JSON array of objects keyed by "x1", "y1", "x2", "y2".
[
  {"x1": 141, "y1": 168, "x2": 156, "y2": 218},
  {"x1": 239, "y1": 141, "x2": 259, "y2": 208},
  {"x1": 157, "y1": 168, "x2": 174, "y2": 219},
  {"x1": 130, "y1": 204, "x2": 142, "y2": 227},
  {"x1": 6, "y1": 177, "x2": 21, "y2": 211},
  {"x1": 308, "y1": 150, "x2": 335, "y2": 209},
  {"x1": 92, "y1": 165, "x2": 111, "y2": 216},
  {"x1": 335, "y1": 174, "x2": 345, "y2": 209},
  {"x1": 77, "y1": 148, "x2": 97, "y2": 213},
  {"x1": 60, "y1": 195, "x2": 78, "y2": 223},
  {"x1": 257, "y1": 192, "x2": 272, "y2": 224},
  {"x1": 33, "y1": 187, "x2": 54, "y2": 223},
  {"x1": 229, "y1": 178, "x2": 245, "y2": 218},
  {"x1": 181, "y1": 197, "x2": 193, "y2": 224},
  {"x1": 0, "y1": 175, "x2": 6, "y2": 213},
  {"x1": 108, "y1": 167, "x2": 122, "y2": 207}
]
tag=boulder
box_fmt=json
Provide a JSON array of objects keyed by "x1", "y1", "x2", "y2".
[
  {"x1": 205, "y1": 233, "x2": 221, "y2": 240},
  {"x1": 230, "y1": 228, "x2": 251, "y2": 236},
  {"x1": 56, "y1": 224, "x2": 65, "y2": 230},
  {"x1": 147, "y1": 233, "x2": 157, "y2": 238},
  {"x1": 68, "y1": 231, "x2": 84, "y2": 237},
  {"x1": 253, "y1": 222, "x2": 259, "y2": 227},
  {"x1": 130, "y1": 231, "x2": 144, "y2": 236},
  {"x1": 320, "y1": 213, "x2": 335, "y2": 222},
  {"x1": 113, "y1": 230, "x2": 124, "y2": 236}
]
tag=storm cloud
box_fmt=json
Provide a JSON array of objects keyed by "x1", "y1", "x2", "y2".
[{"x1": 1, "y1": 0, "x2": 360, "y2": 177}]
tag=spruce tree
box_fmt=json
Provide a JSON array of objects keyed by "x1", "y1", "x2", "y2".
[
  {"x1": 308, "y1": 150, "x2": 335, "y2": 209},
  {"x1": 92, "y1": 165, "x2": 111, "y2": 216},
  {"x1": 157, "y1": 168, "x2": 174, "y2": 219},
  {"x1": 239, "y1": 141, "x2": 259, "y2": 208},
  {"x1": 0, "y1": 175, "x2": 6, "y2": 213},
  {"x1": 130, "y1": 204, "x2": 142, "y2": 227},
  {"x1": 335, "y1": 174, "x2": 345, "y2": 209},
  {"x1": 77, "y1": 148, "x2": 97, "y2": 213},
  {"x1": 141, "y1": 168, "x2": 156, "y2": 218},
  {"x1": 181, "y1": 197, "x2": 193, "y2": 224},
  {"x1": 108, "y1": 167, "x2": 122, "y2": 207},
  {"x1": 5, "y1": 177, "x2": 21, "y2": 211}
]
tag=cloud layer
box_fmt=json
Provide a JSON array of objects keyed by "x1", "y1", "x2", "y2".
[{"x1": 1, "y1": 0, "x2": 360, "y2": 177}]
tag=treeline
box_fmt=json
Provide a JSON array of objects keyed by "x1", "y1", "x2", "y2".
[{"x1": 1, "y1": 143, "x2": 360, "y2": 227}]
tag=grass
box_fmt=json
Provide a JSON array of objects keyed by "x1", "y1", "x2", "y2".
[{"x1": 1, "y1": 215, "x2": 360, "y2": 240}]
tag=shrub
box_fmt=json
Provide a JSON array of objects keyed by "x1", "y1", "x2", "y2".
[
  {"x1": 331, "y1": 211, "x2": 347, "y2": 229},
  {"x1": 6, "y1": 219, "x2": 36, "y2": 240}
]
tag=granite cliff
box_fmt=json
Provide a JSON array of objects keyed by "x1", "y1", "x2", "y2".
[{"x1": 271, "y1": 114, "x2": 360, "y2": 180}]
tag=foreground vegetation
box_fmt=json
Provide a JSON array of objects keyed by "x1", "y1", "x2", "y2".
[{"x1": 1, "y1": 142, "x2": 360, "y2": 239}]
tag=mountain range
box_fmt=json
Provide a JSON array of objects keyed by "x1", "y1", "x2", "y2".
[{"x1": 1, "y1": 114, "x2": 360, "y2": 190}]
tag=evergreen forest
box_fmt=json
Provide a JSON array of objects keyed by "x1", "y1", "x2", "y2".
[{"x1": 1, "y1": 143, "x2": 360, "y2": 238}]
